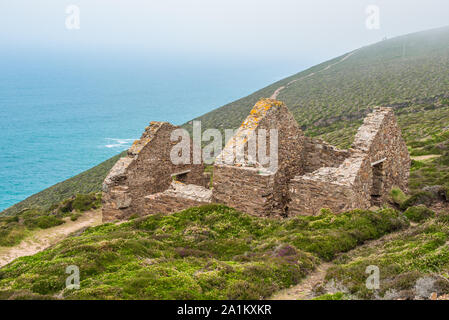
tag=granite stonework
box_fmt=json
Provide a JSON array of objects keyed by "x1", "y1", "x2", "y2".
[{"x1": 102, "y1": 100, "x2": 410, "y2": 221}]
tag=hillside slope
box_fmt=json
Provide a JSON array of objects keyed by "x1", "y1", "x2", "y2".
[
  {"x1": 0, "y1": 205, "x2": 408, "y2": 299},
  {"x1": 192, "y1": 26, "x2": 449, "y2": 135},
  {"x1": 2, "y1": 26, "x2": 449, "y2": 216}
]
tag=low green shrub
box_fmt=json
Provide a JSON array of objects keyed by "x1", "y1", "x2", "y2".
[
  {"x1": 55, "y1": 193, "x2": 101, "y2": 215},
  {"x1": 72, "y1": 193, "x2": 101, "y2": 212},
  {"x1": 313, "y1": 292, "x2": 346, "y2": 300},
  {"x1": 35, "y1": 216, "x2": 65, "y2": 229},
  {"x1": 404, "y1": 205, "x2": 435, "y2": 223},
  {"x1": 70, "y1": 213, "x2": 82, "y2": 221},
  {"x1": 400, "y1": 191, "x2": 436, "y2": 210},
  {"x1": 0, "y1": 226, "x2": 27, "y2": 246},
  {"x1": 0, "y1": 205, "x2": 408, "y2": 299},
  {"x1": 390, "y1": 187, "x2": 409, "y2": 206}
]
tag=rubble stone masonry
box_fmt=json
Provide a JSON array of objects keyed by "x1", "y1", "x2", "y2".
[
  {"x1": 289, "y1": 107, "x2": 410, "y2": 215},
  {"x1": 102, "y1": 122, "x2": 205, "y2": 221},
  {"x1": 212, "y1": 99, "x2": 305, "y2": 217},
  {"x1": 103, "y1": 99, "x2": 410, "y2": 221}
]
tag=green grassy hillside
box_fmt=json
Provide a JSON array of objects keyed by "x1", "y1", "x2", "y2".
[
  {"x1": 2, "y1": 26, "x2": 448, "y2": 217},
  {"x1": 0, "y1": 205, "x2": 408, "y2": 299},
  {"x1": 193, "y1": 26, "x2": 449, "y2": 132},
  {"x1": 321, "y1": 211, "x2": 449, "y2": 300}
]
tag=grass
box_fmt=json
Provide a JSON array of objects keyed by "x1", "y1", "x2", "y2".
[
  {"x1": 403, "y1": 205, "x2": 435, "y2": 223},
  {"x1": 390, "y1": 188, "x2": 409, "y2": 207},
  {"x1": 0, "y1": 193, "x2": 101, "y2": 247},
  {"x1": 191, "y1": 26, "x2": 449, "y2": 137},
  {"x1": 313, "y1": 292, "x2": 347, "y2": 300},
  {"x1": 0, "y1": 205, "x2": 408, "y2": 300},
  {"x1": 324, "y1": 212, "x2": 449, "y2": 299}
]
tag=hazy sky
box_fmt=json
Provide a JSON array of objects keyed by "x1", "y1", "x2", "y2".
[{"x1": 1, "y1": 0, "x2": 448, "y2": 63}]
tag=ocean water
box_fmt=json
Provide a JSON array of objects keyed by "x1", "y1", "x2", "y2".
[{"x1": 0, "y1": 52, "x2": 308, "y2": 211}]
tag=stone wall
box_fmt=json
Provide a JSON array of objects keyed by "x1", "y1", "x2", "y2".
[
  {"x1": 144, "y1": 182, "x2": 212, "y2": 214},
  {"x1": 102, "y1": 122, "x2": 205, "y2": 222},
  {"x1": 289, "y1": 153, "x2": 370, "y2": 215},
  {"x1": 303, "y1": 137, "x2": 351, "y2": 173},
  {"x1": 352, "y1": 107, "x2": 411, "y2": 203},
  {"x1": 212, "y1": 99, "x2": 305, "y2": 217},
  {"x1": 212, "y1": 165, "x2": 275, "y2": 216},
  {"x1": 288, "y1": 107, "x2": 410, "y2": 215}
]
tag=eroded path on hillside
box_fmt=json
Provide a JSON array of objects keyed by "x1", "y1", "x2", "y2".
[
  {"x1": 271, "y1": 262, "x2": 333, "y2": 300},
  {"x1": 270, "y1": 227, "x2": 413, "y2": 300},
  {"x1": 0, "y1": 210, "x2": 102, "y2": 268},
  {"x1": 270, "y1": 50, "x2": 357, "y2": 100}
]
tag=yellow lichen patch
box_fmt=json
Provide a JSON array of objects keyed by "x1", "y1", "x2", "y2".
[
  {"x1": 220, "y1": 98, "x2": 284, "y2": 153},
  {"x1": 239, "y1": 98, "x2": 284, "y2": 131},
  {"x1": 128, "y1": 122, "x2": 165, "y2": 155}
]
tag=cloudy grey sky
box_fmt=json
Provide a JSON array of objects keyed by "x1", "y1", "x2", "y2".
[{"x1": 1, "y1": 0, "x2": 448, "y2": 63}]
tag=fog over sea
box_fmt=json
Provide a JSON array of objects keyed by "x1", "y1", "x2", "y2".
[{"x1": 0, "y1": 52, "x2": 310, "y2": 211}]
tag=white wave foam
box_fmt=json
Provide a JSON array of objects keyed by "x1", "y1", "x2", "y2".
[{"x1": 104, "y1": 138, "x2": 135, "y2": 149}]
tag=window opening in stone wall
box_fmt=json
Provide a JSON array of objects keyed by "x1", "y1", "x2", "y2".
[{"x1": 172, "y1": 170, "x2": 190, "y2": 183}]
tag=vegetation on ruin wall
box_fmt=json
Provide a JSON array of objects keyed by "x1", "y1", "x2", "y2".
[
  {"x1": 0, "y1": 205, "x2": 407, "y2": 300},
  {"x1": 0, "y1": 193, "x2": 101, "y2": 246}
]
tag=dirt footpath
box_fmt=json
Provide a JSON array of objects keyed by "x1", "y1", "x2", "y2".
[{"x1": 0, "y1": 210, "x2": 102, "y2": 268}]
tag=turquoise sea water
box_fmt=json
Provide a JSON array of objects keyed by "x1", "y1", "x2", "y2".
[{"x1": 0, "y1": 52, "x2": 308, "y2": 211}]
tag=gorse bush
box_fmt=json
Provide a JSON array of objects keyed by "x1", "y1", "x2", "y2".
[
  {"x1": 69, "y1": 193, "x2": 101, "y2": 213},
  {"x1": 35, "y1": 216, "x2": 65, "y2": 229},
  {"x1": 0, "y1": 205, "x2": 408, "y2": 300}
]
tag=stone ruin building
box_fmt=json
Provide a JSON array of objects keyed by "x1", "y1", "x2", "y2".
[{"x1": 102, "y1": 98, "x2": 410, "y2": 222}]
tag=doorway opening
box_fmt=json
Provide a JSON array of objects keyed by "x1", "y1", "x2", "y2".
[{"x1": 371, "y1": 158, "x2": 386, "y2": 204}]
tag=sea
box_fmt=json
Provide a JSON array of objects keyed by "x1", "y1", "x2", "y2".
[{"x1": 0, "y1": 51, "x2": 310, "y2": 211}]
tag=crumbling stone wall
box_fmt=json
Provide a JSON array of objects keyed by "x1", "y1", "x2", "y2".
[
  {"x1": 212, "y1": 99, "x2": 305, "y2": 217},
  {"x1": 289, "y1": 153, "x2": 370, "y2": 215},
  {"x1": 144, "y1": 182, "x2": 212, "y2": 214},
  {"x1": 351, "y1": 107, "x2": 411, "y2": 204},
  {"x1": 102, "y1": 122, "x2": 205, "y2": 221},
  {"x1": 212, "y1": 165, "x2": 275, "y2": 216},
  {"x1": 289, "y1": 107, "x2": 410, "y2": 215},
  {"x1": 303, "y1": 137, "x2": 351, "y2": 173},
  {"x1": 103, "y1": 99, "x2": 410, "y2": 221}
]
